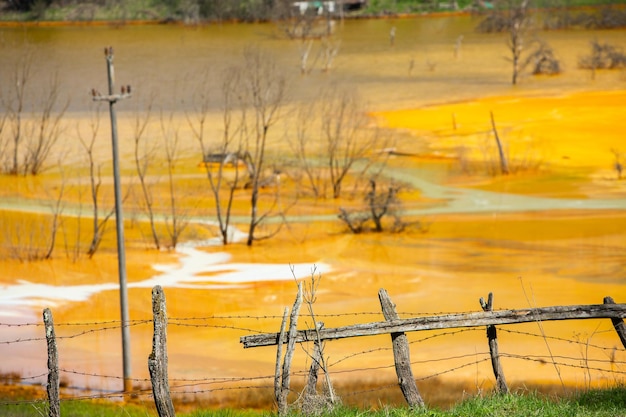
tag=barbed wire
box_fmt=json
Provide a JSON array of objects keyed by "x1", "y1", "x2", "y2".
[
  {"x1": 0, "y1": 320, "x2": 152, "y2": 345},
  {"x1": 2, "y1": 309, "x2": 625, "y2": 410},
  {"x1": 0, "y1": 307, "x2": 526, "y2": 330},
  {"x1": 168, "y1": 322, "x2": 267, "y2": 333},
  {"x1": 499, "y1": 328, "x2": 620, "y2": 351},
  {"x1": 503, "y1": 353, "x2": 626, "y2": 374}
]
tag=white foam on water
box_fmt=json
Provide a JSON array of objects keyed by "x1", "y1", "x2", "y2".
[{"x1": 0, "y1": 241, "x2": 330, "y2": 318}]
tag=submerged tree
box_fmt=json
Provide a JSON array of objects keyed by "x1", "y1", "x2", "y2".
[
  {"x1": 338, "y1": 179, "x2": 406, "y2": 234},
  {"x1": 189, "y1": 68, "x2": 245, "y2": 245},
  {"x1": 78, "y1": 103, "x2": 115, "y2": 257},
  {"x1": 290, "y1": 87, "x2": 391, "y2": 200},
  {"x1": 0, "y1": 51, "x2": 68, "y2": 175},
  {"x1": 507, "y1": 0, "x2": 532, "y2": 85},
  {"x1": 238, "y1": 47, "x2": 288, "y2": 246},
  {"x1": 189, "y1": 48, "x2": 287, "y2": 246}
]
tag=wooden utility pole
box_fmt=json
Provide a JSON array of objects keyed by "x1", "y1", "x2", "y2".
[{"x1": 92, "y1": 46, "x2": 133, "y2": 393}]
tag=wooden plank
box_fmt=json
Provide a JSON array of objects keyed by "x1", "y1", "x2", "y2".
[{"x1": 241, "y1": 303, "x2": 626, "y2": 348}]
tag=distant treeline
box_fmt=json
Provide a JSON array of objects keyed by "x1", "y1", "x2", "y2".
[{"x1": 2, "y1": 0, "x2": 625, "y2": 22}]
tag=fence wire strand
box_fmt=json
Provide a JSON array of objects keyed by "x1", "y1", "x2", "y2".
[{"x1": 2, "y1": 309, "x2": 625, "y2": 409}]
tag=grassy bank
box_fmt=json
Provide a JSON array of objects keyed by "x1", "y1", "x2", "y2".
[
  {"x1": 2, "y1": 387, "x2": 626, "y2": 417},
  {"x1": 0, "y1": 0, "x2": 624, "y2": 23}
]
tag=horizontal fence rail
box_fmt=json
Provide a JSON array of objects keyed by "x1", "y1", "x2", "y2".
[{"x1": 241, "y1": 303, "x2": 626, "y2": 348}]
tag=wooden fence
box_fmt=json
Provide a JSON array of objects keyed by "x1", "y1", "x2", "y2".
[
  {"x1": 240, "y1": 287, "x2": 626, "y2": 413},
  {"x1": 39, "y1": 285, "x2": 626, "y2": 417}
]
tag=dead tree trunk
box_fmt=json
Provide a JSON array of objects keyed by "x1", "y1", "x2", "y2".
[
  {"x1": 480, "y1": 293, "x2": 509, "y2": 394},
  {"x1": 43, "y1": 308, "x2": 60, "y2": 417},
  {"x1": 277, "y1": 283, "x2": 303, "y2": 416},
  {"x1": 148, "y1": 286, "x2": 175, "y2": 417},
  {"x1": 604, "y1": 296, "x2": 626, "y2": 349},
  {"x1": 274, "y1": 307, "x2": 289, "y2": 407},
  {"x1": 378, "y1": 289, "x2": 425, "y2": 408},
  {"x1": 490, "y1": 112, "x2": 509, "y2": 175}
]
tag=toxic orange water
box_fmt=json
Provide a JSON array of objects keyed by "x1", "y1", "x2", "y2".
[{"x1": 0, "y1": 17, "x2": 625, "y2": 409}]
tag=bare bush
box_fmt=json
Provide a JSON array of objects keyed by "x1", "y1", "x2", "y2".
[
  {"x1": 294, "y1": 267, "x2": 338, "y2": 416},
  {"x1": 526, "y1": 40, "x2": 561, "y2": 76},
  {"x1": 338, "y1": 179, "x2": 407, "y2": 234},
  {"x1": 547, "y1": 6, "x2": 626, "y2": 30},
  {"x1": 578, "y1": 40, "x2": 626, "y2": 76}
]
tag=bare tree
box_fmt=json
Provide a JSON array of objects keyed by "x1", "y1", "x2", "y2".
[
  {"x1": 507, "y1": 0, "x2": 532, "y2": 85},
  {"x1": 160, "y1": 111, "x2": 190, "y2": 249},
  {"x1": 132, "y1": 99, "x2": 161, "y2": 249},
  {"x1": 189, "y1": 69, "x2": 245, "y2": 245},
  {"x1": 1, "y1": 51, "x2": 68, "y2": 175},
  {"x1": 2, "y1": 52, "x2": 31, "y2": 175},
  {"x1": 289, "y1": 103, "x2": 325, "y2": 199},
  {"x1": 77, "y1": 104, "x2": 115, "y2": 258},
  {"x1": 322, "y1": 89, "x2": 388, "y2": 199},
  {"x1": 24, "y1": 72, "x2": 68, "y2": 175},
  {"x1": 238, "y1": 47, "x2": 287, "y2": 246},
  {"x1": 43, "y1": 166, "x2": 67, "y2": 260},
  {"x1": 291, "y1": 88, "x2": 391, "y2": 200}
]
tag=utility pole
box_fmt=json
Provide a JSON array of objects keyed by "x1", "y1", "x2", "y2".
[{"x1": 92, "y1": 46, "x2": 133, "y2": 393}]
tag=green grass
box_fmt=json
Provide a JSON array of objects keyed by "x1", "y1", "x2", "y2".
[{"x1": 1, "y1": 387, "x2": 626, "y2": 416}]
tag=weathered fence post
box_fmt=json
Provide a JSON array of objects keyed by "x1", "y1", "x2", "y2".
[
  {"x1": 604, "y1": 296, "x2": 626, "y2": 349},
  {"x1": 480, "y1": 293, "x2": 509, "y2": 394},
  {"x1": 274, "y1": 307, "x2": 289, "y2": 406},
  {"x1": 277, "y1": 282, "x2": 303, "y2": 416},
  {"x1": 43, "y1": 308, "x2": 60, "y2": 417},
  {"x1": 378, "y1": 289, "x2": 425, "y2": 408},
  {"x1": 148, "y1": 285, "x2": 175, "y2": 417}
]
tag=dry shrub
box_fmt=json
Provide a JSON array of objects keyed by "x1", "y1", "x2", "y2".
[
  {"x1": 578, "y1": 40, "x2": 626, "y2": 70},
  {"x1": 526, "y1": 41, "x2": 561, "y2": 76}
]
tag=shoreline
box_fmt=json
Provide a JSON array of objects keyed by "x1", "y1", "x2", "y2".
[{"x1": 0, "y1": 4, "x2": 623, "y2": 28}]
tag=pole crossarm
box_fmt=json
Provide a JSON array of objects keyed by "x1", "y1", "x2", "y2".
[
  {"x1": 241, "y1": 303, "x2": 626, "y2": 348},
  {"x1": 92, "y1": 92, "x2": 132, "y2": 103}
]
